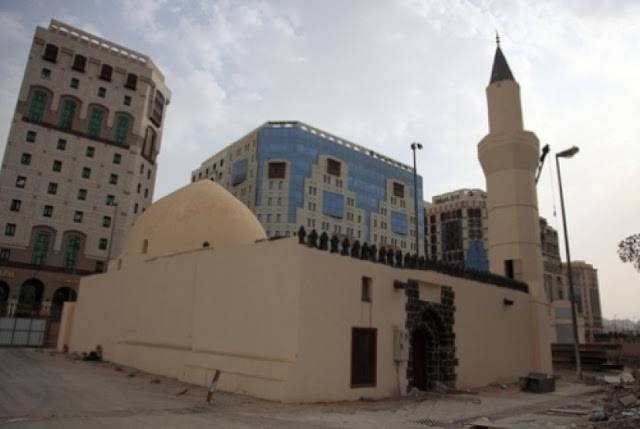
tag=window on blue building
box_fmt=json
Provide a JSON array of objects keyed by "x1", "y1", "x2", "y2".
[
  {"x1": 327, "y1": 159, "x2": 341, "y2": 176},
  {"x1": 323, "y1": 191, "x2": 344, "y2": 219},
  {"x1": 391, "y1": 211, "x2": 408, "y2": 235},
  {"x1": 231, "y1": 158, "x2": 248, "y2": 185},
  {"x1": 268, "y1": 161, "x2": 286, "y2": 179}
]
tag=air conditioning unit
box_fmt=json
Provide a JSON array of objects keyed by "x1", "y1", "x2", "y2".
[{"x1": 394, "y1": 327, "x2": 409, "y2": 361}]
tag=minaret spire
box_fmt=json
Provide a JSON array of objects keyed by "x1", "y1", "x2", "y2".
[{"x1": 490, "y1": 35, "x2": 515, "y2": 84}]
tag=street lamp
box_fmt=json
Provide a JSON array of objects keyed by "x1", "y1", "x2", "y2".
[
  {"x1": 556, "y1": 145, "x2": 582, "y2": 381},
  {"x1": 411, "y1": 142, "x2": 423, "y2": 258},
  {"x1": 107, "y1": 201, "x2": 119, "y2": 263}
]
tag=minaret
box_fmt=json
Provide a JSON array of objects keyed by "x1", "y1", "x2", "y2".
[{"x1": 477, "y1": 38, "x2": 552, "y2": 373}]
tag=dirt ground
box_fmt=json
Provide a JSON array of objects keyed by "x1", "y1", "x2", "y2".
[{"x1": 0, "y1": 348, "x2": 638, "y2": 428}]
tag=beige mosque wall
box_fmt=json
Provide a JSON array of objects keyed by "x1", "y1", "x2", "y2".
[
  {"x1": 287, "y1": 246, "x2": 409, "y2": 402},
  {"x1": 451, "y1": 275, "x2": 534, "y2": 387},
  {"x1": 63, "y1": 236, "x2": 541, "y2": 402}
]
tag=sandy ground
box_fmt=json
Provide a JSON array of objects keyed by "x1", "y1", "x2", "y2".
[{"x1": 0, "y1": 348, "x2": 617, "y2": 428}]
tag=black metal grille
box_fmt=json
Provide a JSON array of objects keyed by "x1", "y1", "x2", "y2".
[{"x1": 415, "y1": 418, "x2": 461, "y2": 428}]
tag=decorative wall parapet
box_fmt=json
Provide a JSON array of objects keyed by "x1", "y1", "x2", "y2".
[{"x1": 297, "y1": 226, "x2": 529, "y2": 293}]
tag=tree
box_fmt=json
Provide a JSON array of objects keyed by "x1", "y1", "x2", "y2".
[{"x1": 617, "y1": 233, "x2": 640, "y2": 272}]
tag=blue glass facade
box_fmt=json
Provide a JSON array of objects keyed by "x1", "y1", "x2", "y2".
[
  {"x1": 255, "y1": 126, "x2": 424, "y2": 247},
  {"x1": 323, "y1": 191, "x2": 344, "y2": 218},
  {"x1": 231, "y1": 158, "x2": 248, "y2": 185},
  {"x1": 391, "y1": 211, "x2": 408, "y2": 235},
  {"x1": 465, "y1": 241, "x2": 489, "y2": 271}
]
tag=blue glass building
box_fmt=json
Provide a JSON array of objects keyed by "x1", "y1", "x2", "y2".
[{"x1": 192, "y1": 121, "x2": 424, "y2": 254}]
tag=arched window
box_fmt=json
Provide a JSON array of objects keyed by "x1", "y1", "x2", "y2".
[
  {"x1": 114, "y1": 115, "x2": 130, "y2": 144},
  {"x1": 59, "y1": 99, "x2": 77, "y2": 130},
  {"x1": 88, "y1": 107, "x2": 104, "y2": 137},
  {"x1": 64, "y1": 235, "x2": 81, "y2": 269},
  {"x1": 17, "y1": 279, "x2": 44, "y2": 318},
  {"x1": 28, "y1": 90, "x2": 48, "y2": 121},
  {"x1": 31, "y1": 231, "x2": 51, "y2": 265},
  {"x1": 0, "y1": 281, "x2": 8, "y2": 317}
]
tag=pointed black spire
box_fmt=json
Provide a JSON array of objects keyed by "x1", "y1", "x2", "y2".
[{"x1": 489, "y1": 34, "x2": 515, "y2": 84}]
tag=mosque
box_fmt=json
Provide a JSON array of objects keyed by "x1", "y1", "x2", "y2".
[{"x1": 58, "y1": 42, "x2": 553, "y2": 402}]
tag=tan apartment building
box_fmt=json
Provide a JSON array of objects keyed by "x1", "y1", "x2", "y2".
[
  {"x1": 424, "y1": 188, "x2": 488, "y2": 269},
  {"x1": 0, "y1": 20, "x2": 170, "y2": 322},
  {"x1": 563, "y1": 260, "x2": 603, "y2": 342}
]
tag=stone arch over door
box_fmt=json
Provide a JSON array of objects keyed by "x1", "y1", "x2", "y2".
[
  {"x1": 406, "y1": 282, "x2": 457, "y2": 392},
  {"x1": 0, "y1": 281, "x2": 8, "y2": 316},
  {"x1": 16, "y1": 278, "x2": 45, "y2": 317}
]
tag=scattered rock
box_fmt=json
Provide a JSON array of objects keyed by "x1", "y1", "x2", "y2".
[
  {"x1": 619, "y1": 393, "x2": 637, "y2": 407},
  {"x1": 620, "y1": 372, "x2": 635, "y2": 384}
]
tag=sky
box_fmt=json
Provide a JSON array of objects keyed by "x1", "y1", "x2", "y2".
[{"x1": 0, "y1": 0, "x2": 638, "y2": 321}]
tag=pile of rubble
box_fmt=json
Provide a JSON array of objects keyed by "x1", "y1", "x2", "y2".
[{"x1": 590, "y1": 370, "x2": 640, "y2": 427}]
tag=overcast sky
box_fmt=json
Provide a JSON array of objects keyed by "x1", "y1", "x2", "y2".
[{"x1": 1, "y1": 0, "x2": 638, "y2": 321}]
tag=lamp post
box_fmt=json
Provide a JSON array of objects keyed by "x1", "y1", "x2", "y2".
[
  {"x1": 556, "y1": 145, "x2": 582, "y2": 381},
  {"x1": 107, "y1": 201, "x2": 118, "y2": 263},
  {"x1": 411, "y1": 142, "x2": 423, "y2": 258}
]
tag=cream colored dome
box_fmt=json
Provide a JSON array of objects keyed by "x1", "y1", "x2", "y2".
[{"x1": 120, "y1": 180, "x2": 266, "y2": 263}]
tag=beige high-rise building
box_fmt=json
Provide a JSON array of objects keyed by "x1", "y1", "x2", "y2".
[
  {"x1": 0, "y1": 20, "x2": 170, "y2": 321},
  {"x1": 540, "y1": 217, "x2": 563, "y2": 302},
  {"x1": 563, "y1": 260, "x2": 603, "y2": 342},
  {"x1": 424, "y1": 188, "x2": 488, "y2": 269}
]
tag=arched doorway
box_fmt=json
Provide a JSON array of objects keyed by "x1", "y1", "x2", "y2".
[
  {"x1": 50, "y1": 287, "x2": 76, "y2": 321},
  {"x1": 16, "y1": 279, "x2": 44, "y2": 317},
  {"x1": 412, "y1": 329, "x2": 428, "y2": 390},
  {"x1": 0, "y1": 281, "x2": 9, "y2": 317},
  {"x1": 406, "y1": 283, "x2": 457, "y2": 392},
  {"x1": 411, "y1": 320, "x2": 442, "y2": 391}
]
